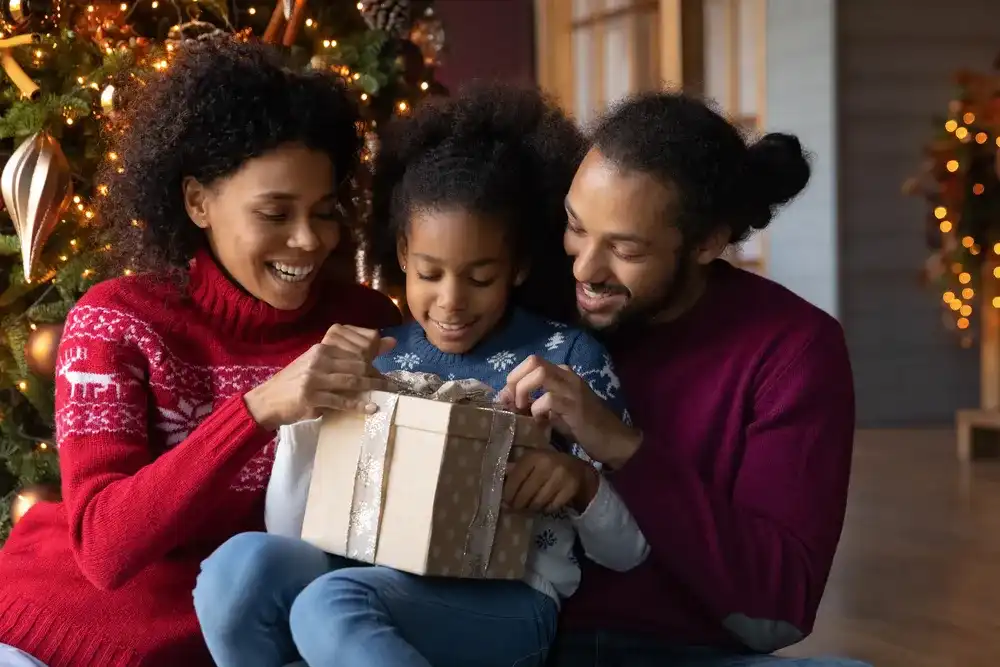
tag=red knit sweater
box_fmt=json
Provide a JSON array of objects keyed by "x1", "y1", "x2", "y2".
[{"x1": 0, "y1": 250, "x2": 400, "y2": 667}]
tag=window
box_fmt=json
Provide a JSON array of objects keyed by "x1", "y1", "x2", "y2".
[
  {"x1": 538, "y1": 0, "x2": 661, "y2": 125},
  {"x1": 536, "y1": 0, "x2": 769, "y2": 275}
]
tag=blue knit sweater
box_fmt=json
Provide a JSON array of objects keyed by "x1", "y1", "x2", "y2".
[
  {"x1": 371, "y1": 308, "x2": 642, "y2": 603},
  {"x1": 373, "y1": 308, "x2": 627, "y2": 421}
]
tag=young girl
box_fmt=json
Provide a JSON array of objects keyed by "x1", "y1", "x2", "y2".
[{"x1": 195, "y1": 84, "x2": 649, "y2": 667}]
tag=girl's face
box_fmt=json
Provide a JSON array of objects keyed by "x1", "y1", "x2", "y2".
[
  {"x1": 399, "y1": 209, "x2": 520, "y2": 354},
  {"x1": 183, "y1": 142, "x2": 343, "y2": 310}
]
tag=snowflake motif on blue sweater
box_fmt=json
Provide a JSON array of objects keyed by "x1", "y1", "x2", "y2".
[
  {"x1": 545, "y1": 332, "x2": 566, "y2": 351},
  {"x1": 487, "y1": 350, "x2": 517, "y2": 372},
  {"x1": 534, "y1": 528, "x2": 558, "y2": 551},
  {"x1": 574, "y1": 353, "x2": 621, "y2": 402},
  {"x1": 394, "y1": 352, "x2": 421, "y2": 370}
]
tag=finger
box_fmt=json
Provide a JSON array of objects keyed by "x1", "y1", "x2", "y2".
[
  {"x1": 504, "y1": 355, "x2": 547, "y2": 391},
  {"x1": 528, "y1": 474, "x2": 564, "y2": 512},
  {"x1": 343, "y1": 373, "x2": 392, "y2": 392},
  {"x1": 515, "y1": 365, "x2": 574, "y2": 412},
  {"x1": 333, "y1": 326, "x2": 380, "y2": 351},
  {"x1": 376, "y1": 336, "x2": 396, "y2": 357},
  {"x1": 516, "y1": 364, "x2": 578, "y2": 412},
  {"x1": 511, "y1": 466, "x2": 549, "y2": 510},
  {"x1": 503, "y1": 459, "x2": 534, "y2": 507},
  {"x1": 316, "y1": 372, "x2": 391, "y2": 393},
  {"x1": 310, "y1": 354, "x2": 368, "y2": 376},
  {"x1": 311, "y1": 392, "x2": 380, "y2": 414},
  {"x1": 322, "y1": 336, "x2": 370, "y2": 360},
  {"x1": 321, "y1": 324, "x2": 352, "y2": 346},
  {"x1": 310, "y1": 343, "x2": 369, "y2": 370},
  {"x1": 545, "y1": 484, "x2": 577, "y2": 513},
  {"x1": 341, "y1": 327, "x2": 395, "y2": 361},
  {"x1": 529, "y1": 392, "x2": 554, "y2": 421},
  {"x1": 325, "y1": 356, "x2": 388, "y2": 379},
  {"x1": 342, "y1": 325, "x2": 382, "y2": 341}
]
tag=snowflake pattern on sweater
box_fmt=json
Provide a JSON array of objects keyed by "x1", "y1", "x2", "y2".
[
  {"x1": 55, "y1": 305, "x2": 281, "y2": 491},
  {"x1": 372, "y1": 308, "x2": 630, "y2": 600}
]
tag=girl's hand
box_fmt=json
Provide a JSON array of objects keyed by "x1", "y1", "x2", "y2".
[
  {"x1": 502, "y1": 449, "x2": 599, "y2": 514},
  {"x1": 244, "y1": 325, "x2": 396, "y2": 430}
]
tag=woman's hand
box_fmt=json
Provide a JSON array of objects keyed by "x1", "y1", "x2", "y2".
[
  {"x1": 500, "y1": 356, "x2": 642, "y2": 469},
  {"x1": 244, "y1": 325, "x2": 396, "y2": 430},
  {"x1": 503, "y1": 449, "x2": 599, "y2": 513}
]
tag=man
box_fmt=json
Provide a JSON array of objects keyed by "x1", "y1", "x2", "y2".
[{"x1": 502, "y1": 92, "x2": 867, "y2": 667}]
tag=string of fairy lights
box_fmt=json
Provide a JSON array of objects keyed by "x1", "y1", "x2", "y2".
[
  {"x1": 6, "y1": 0, "x2": 426, "y2": 412},
  {"x1": 921, "y1": 101, "x2": 1000, "y2": 340}
]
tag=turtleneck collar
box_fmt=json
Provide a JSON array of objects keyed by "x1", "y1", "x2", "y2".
[{"x1": 186, "y1": 248, "x2": 321, "y2": 342}]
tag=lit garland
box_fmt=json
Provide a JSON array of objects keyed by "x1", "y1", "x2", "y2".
[{"x1": 906, "y1": 69, "x2": 1000, "y2": 344}]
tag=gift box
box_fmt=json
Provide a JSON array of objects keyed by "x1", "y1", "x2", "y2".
[{"x1": 300, "y1": 372, "x2": 550, "y2": 580}]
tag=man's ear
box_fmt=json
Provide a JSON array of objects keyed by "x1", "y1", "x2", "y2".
[
  {"x1": 694, "y1": 227, "x2": 731, "y2": 265},
  {"x1": 183, "y1": 177, "x2": 210, "y2": 230}
]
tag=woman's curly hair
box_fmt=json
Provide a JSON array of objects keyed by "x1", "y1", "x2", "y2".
[
  {"x1": 99, "y1": 35, "x2": 362, "y2": 271},
  {"x1": 369, "y1": 82, "x2": 587, "y2": 324}
]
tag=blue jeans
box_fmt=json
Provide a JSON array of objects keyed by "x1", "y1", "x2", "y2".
[
  {"x1": 547, "y1": 631, "x2": 872, "y2": 667},
  {"x1": 194, "y1": 532, "x2": 558, "y2": 667},
  {"x1": 0, "y1": 645, "x2": 48, "y2": 667}
]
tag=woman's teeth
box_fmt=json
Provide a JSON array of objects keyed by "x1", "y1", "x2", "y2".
[{"x1": 269, "y1": 262, "x2": 315, "y2": 283}]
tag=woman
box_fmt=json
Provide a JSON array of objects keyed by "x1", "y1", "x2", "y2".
[{"x1": 0, "y1": 37, "x2": 399, "y2": 667}]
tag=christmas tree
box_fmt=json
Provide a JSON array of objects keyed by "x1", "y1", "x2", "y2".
[{"x1": 0, "y1": 0, "x2": 446, "y2": 542}]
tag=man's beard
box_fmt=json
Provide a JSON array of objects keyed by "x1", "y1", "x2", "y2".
[{"x1": 580, "y1": 252, "x2": 694, "y2": 339}]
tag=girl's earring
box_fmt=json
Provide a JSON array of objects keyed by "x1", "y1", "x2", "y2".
[{"x1": 401, "y1": 264, "x2": 406, "y2": 273}]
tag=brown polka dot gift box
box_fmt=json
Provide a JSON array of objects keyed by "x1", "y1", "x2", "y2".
[{"x1": 300, "y1": 371, "x2": 550, "y2": 580}]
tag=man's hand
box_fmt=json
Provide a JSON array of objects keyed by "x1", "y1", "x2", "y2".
[
  {"x1": 499, "y1": 356, "x2": 642, "y2": 469},
  {"x1": 503, "y1": 449, "x2": 599, "y2": 513}
]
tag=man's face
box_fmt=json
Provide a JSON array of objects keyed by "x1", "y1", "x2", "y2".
[{"x1": 564, "y1": 148, "x2": 688, "y2": 331}]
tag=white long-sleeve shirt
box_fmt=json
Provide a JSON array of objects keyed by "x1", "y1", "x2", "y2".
[{"x1": 265, "y1": 418, "x2": 650, "y2": 604}]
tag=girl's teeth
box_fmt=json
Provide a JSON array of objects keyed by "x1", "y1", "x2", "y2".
[{"x1": 436, "y1": 322, "x2": 469, "y2": 331}]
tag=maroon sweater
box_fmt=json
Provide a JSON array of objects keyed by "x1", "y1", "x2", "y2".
[{"x1": 560, "y1": 261, "x2": 856, "y2": 653}]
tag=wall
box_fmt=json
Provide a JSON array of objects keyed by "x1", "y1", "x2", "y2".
[
  {"x1": 432, "y1": 0, "x2": 535, "y2": 90},
  {"x1": 838, "y1": 0, "x2": 1000, "y2": 426},
  {"x1": 764, "y1": 0, "x2": 838, "y2": 317}
]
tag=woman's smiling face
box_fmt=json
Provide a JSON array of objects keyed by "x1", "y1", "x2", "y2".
[{"x1": 183, "y1": 142, "x2": 344, "y2": 310}]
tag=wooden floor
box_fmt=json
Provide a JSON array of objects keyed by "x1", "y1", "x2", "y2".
[{"x1": 779, "y1": 429, "x2": 1000, "y2": 666}]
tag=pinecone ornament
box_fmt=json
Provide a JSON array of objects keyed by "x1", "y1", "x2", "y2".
[{"x1": 359, "y1": 0, "x2": 411, "y2": 38}]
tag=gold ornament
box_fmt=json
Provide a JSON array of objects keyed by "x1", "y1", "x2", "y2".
[
  {"x1": 10, "y1": 482, "x2": 61, "y2": 526},
  {"x1": 1, "y1": 132, "x2": 73, "y2": 281},
  {"x1": 0, "y1": 34, "x2": 41, "y2": 100},
  {"x1": 24, "y1": 321, "x2": 63, "y2": 378},
  {"x1": 100, "y1": 83, "x2": 116, "y2": 114}
]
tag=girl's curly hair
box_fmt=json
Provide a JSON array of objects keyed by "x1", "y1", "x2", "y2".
[
  {"x1": 99, "y1": 35, "x2": 362, "y2": 272},
  {"x1": 369, "y1": 82, "x2": 587, "y2": 324}
]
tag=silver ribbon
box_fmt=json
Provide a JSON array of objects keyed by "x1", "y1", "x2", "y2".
[
  {"x1": 345, "y1": 392, "x2": 399, "y2": 562},
  {"x1": 344, "y1": 371, "x2": 516, "y2": 575},
  {"x1": 460, "y1": 408, "x2": 517, "y2": 577}
]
